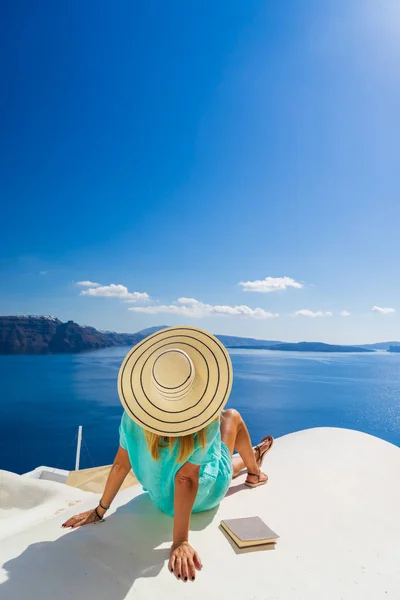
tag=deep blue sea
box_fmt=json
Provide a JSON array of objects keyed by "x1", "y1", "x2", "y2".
[{"x1": 1, "y1": 348, "x2": 399, "y2": 474}]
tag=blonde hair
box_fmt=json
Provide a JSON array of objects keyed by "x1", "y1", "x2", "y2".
[{"x1": 145, "y1": 428, "x2": 207, "y2": 463}]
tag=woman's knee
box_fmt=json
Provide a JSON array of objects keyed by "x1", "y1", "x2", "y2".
[
  {"x1": 222, "y1": 408, "x2": 242, "y2": 425},
  {"x1": 220, "y1": 409, "x2": 242, "y2": 454}
]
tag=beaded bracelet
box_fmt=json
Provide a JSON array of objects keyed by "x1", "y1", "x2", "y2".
[
  {"x1": 94, "y1": 507, "x2": 105, "y2": 522},
  {"x1": 99, "y1": 499, "x2": 110, "y2": 511}
]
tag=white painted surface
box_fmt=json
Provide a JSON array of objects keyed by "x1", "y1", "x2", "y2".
[
  {"x1": 22, "y1": 466, "x2": 69, "y2": 484},
  {"x1": 0, "y1": 470, "x2": 90, "y2": 540},
  {"x1": 1, "y1": 428, "x2": 399, "y2": 599}
]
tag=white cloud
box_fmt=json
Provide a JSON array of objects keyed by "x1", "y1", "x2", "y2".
[
  {"x1": 340, "y1": 310, "x2": 351, "y2": 317},
  {"x1": 239, "y1": 276, "x2": 303, "y2": 293},
  {"x1": 80, "y1": 283, "x2": 149, "y2": 303},
  {"x1": 295, "y1": 310, "x2": 332, "y2": 318},
  {"x1": 76, "y1": 281, "x2": 101, "y2": 288},
  {"x1": 39, "y1": 271, "x2": 48, "y2": 276},
  {"x1": 372, "y1": 306, "x2": 396, "y2": 315},
  {"x1": 129, "y1": 297, "x2": 279, "y2": 319}
]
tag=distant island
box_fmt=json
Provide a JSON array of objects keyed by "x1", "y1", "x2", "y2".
[
  {"x1": 0, "y1": 316, "x2": 399, "y2": 355},
  {"x1": 215, "y1": 334, "x2": 281, "y2": 348},
  {"x1": 231, "y1": 342, "x2": 372, "y2": 353},
  {"x1": 357, "y1": 341, "x2": 400, "y2": 351}
]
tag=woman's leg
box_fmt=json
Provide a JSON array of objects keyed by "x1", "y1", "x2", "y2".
[{"x1": 220, "y1": 409, "x2": 268, "y2": 483}]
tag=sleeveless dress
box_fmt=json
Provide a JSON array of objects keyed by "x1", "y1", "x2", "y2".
[{"x1": 119, "y1": 411, "x2": 233, "y2": 517}]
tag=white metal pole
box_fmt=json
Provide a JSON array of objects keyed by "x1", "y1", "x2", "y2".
[{"x1": 75, "y1": 425, "x2": 83, "y2": 471}]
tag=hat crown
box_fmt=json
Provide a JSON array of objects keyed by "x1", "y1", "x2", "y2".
[{"x1": 152, "y1": 349, "x2": 195, "y2": 400}]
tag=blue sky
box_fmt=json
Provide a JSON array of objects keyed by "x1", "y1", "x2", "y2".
[{"x1": 1, "y1": 0, "x2": 399, "y2": 344}]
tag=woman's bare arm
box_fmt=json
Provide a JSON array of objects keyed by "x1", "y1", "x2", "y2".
[
  {"x1": 62, "y1": 446, "x2": 131, "y2": 528},
  {"x1": 98, "y1": 446, "x2": 132, "y2": 513},
  {"x1": 169, "y1": 462, "x2": 202, "y2": 581},
  {"x1": 173, "y1": 461, "x2": 199, "y2": 543}
]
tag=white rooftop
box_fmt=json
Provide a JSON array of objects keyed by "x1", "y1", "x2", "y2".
[{"x1": 1, "y1": 427, "x2": 399, "y2": 599}]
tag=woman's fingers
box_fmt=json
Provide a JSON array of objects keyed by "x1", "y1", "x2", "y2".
[
  {"x1": 71, "y1": 514, "x2": 86, "y2": 528},
  {"x1": 62, "y1": 515, "x2": 80, "y2": 528},
  {"x1": 181, "y1": 556, "x2": 189, "y2": 582},
  {"x1": 193, "y1": 551, "x2": 202, "y2": 570},
  {"x1": 169, "y1": 553, "x2": 176, "y2": 574},
  {"x1": 187, "y1": 558, "x2": 196, "y2": 581},
  {"x1": 62, "y1": 519, "x2": 71, "y2": 528},
  {"x1": 71, "y1": 517, "x2": 86, "y2": 529},
  {"x1": 174, "y1": 557, "x2": 182, "y2": 580}
]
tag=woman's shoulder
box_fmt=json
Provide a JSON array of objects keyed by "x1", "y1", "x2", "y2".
[
  {"x1": 120, "y1": 411, "x2": 143, "y2": 439},
  {"x1": 121, "y1": 410, "x2": 132, "y2": 430}
]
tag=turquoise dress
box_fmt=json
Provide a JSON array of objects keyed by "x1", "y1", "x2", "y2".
[{"x1": 119, "y1": 411, "x2": 233, "y2": 517}]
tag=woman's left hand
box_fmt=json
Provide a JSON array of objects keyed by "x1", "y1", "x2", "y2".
[
  {"x1": 62, "y1": 508, "x2": 103, "y2": 529},
  {"x1": 169, "y1": 541, "x2": 202, "y2": 581}
]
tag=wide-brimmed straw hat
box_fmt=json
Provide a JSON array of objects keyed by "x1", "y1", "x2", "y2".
[{"x1": 118, "y1": 326, "x2": 233, "y2": 437}]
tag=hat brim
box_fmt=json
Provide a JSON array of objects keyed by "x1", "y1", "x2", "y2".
[{"x1": 118, "y1": 326, "x2": 232, "y2": 437}]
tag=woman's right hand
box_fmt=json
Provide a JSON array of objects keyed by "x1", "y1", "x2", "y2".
[
  {"x1": 62, "y1": 508, "x2": 103, "y2": 529},
  {"x1": 169, "y1": 541, "x2": 202, "y2": 581}
]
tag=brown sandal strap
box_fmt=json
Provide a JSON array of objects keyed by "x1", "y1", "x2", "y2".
[
  {"x1": 255, "y1": 436, "x2": 273, "y2": 464},
  {"x1": 247, "y1": 472, "x2": 260, "y2": 479}
]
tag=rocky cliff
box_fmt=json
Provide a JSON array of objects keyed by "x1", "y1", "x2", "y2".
[{"x1": 0, "y1": 316, "x2": 144, "y2": 354}]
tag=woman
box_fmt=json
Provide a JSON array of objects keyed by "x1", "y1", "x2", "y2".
[{"x1": 62, "y1": 327, "x2": 273, "y2": 582}]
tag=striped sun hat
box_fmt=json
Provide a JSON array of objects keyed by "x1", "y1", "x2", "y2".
[{"x1": 118, "y1": 326, "x2": 233, "y2": 437}]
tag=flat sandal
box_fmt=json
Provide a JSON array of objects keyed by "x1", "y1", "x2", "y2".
[
  {"x1": 233, "y1": 435, "x2": 274, "y2": 479},
  {"x1": 244, "y1": 471, "x2": 269, "y2": 488}
]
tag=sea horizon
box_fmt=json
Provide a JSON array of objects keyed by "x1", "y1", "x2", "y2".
[{"x1": 1, "y1": 315, "x2": 400, "y2": 355}]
